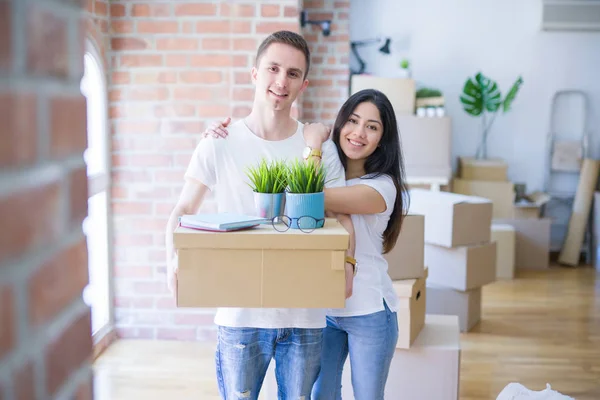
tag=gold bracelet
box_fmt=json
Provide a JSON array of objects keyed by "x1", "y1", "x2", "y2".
[{"x1": 345, "y1": 256, "x2": 357, "y2": 276}]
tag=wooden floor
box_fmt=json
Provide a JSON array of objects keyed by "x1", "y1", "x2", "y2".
[{"x1": 93, "y1": 267, "x2": 600, "y2": 400}]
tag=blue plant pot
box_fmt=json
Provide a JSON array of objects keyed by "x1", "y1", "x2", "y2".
[
  {"x1": 253, "y1": 192, "x2": 285, "y2": 220},
  {"x1": 285, "y1": 192, "x2": 325, "y2": 230}
]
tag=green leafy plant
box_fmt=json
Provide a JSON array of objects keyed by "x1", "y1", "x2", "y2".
[
  {"x1": 286, "y1": 159, "x2": 326, "y2": 194},
  {"x1": 416, "y1": 87, "x2": 442, "y2": 98},
  {"x1": 460, "y1": 72, "x2": 524, "y2": 159},
  {"x1": 245, "y1": 158, "x2": 288, "y2": 193}
]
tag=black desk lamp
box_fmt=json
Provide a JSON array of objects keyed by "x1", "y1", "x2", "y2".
[{"x1": 350, "y1": 37, "x2": 391, "y2": 75}]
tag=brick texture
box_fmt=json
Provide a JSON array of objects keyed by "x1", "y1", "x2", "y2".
[
  {"x1": 300, "y1": 0, "x2": 351, "y2": 124},
  {"x1": 0, "y1": 0, "x2": 93, "y2": 398}
]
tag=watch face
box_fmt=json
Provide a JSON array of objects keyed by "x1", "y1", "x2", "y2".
[{"x1": 302, "y1": 146, "x2": 311, "y2": 159}]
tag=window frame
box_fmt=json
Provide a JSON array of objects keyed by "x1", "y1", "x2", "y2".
[{"x1": 81, "y1": 38, "x2": 116, "y2": 345}]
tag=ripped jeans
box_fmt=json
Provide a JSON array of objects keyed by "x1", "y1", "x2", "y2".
[{"x1": 215, "y1": 326, "x2": 323, "y2": 400}]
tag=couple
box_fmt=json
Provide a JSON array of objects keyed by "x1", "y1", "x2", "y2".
[{"x1": 165, "y1": 30, "x2": 409, "y2": 400}]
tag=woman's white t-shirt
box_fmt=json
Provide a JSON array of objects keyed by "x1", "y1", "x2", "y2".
[{"x1": 327, "y1": 173, "x2": 401, "y2": 317}]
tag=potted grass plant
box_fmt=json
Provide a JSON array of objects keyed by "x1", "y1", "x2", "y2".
[
  {"x1": 246, "y1": 158, "x2": 288, "y2": 219},
  {"x1": 285, "y1": 159, "x2": 327, "y2": 230}
]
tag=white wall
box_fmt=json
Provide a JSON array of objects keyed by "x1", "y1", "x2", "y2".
[{"x1": 350, "y1": 0, "x2": 600, "y2": 192}]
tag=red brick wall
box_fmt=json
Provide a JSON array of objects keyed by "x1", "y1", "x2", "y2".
[
  {"x1": 301, "y1": 0, "x2": 351, "y2": 124},
  {"x1": 109, "y1": 1, "x2": 303, "y2": 341},
  {"x1": 0, "y1": 0, "x2": 93, "y2": 398},
  {"x1": 85, "y1": 0, "x2": 110, "y2": 63}
]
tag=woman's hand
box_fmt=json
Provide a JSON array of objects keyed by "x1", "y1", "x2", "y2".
[
  {"x1": 202, "y1": 117, "x2": 231, "y2": 139},
  {"x1": 304, "y1": 122, "x2": 331, "y2": 148}
]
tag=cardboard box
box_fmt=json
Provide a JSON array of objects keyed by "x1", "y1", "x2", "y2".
[
  {"x1": 173, "y1": 218, "x2": 349, "y2": 308},
  {"x1": 426, "y1": 285, "x2": 481, "y2": 332},
  {"x1": 341, "y1": 314, "x2": 461, "y2": 400},
  {"x1": 393, "y1": 269, "x2": 428, "y2": 349},
  {"x1": 385, "y1": 214, "x2": 425, "y2": 280},
  {"x1": 424, "y1": 241, "x2": 496, "y2": 291},
  {"x1": 397, "y1": 116, "x2": 452, "y2": 180},
  {"x1": 350, "y1": 75, "x2": 416, "y2": 115},
  {"x1": 491, "y1": 224, "x2": 516, "y2": 279},
  {"x1": 493, "y1": 218, "x2": 551, "y2": 269},
  {"x1": 263, "y1": 315, "x2": 460, "y2": 400},
  {"x1": 458, "y1": 157, "x2": 508, "y2": 181},
  {"x1": 408, "y1": 189, "x2": 493, "y2": 248},
  {"x1": 452, "y1": 178, "x2": 515, "y2": 219},
  {"x1": 512, "y1": 191, "x2": 551, "y2": 220}
]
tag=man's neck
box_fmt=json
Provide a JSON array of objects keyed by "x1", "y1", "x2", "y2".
[
  {"x1": 244, "y1": 106, "x2": 297, "y2": 141},
  {"x1": 346, "y1": 160, "x2": 366, "y2": 180}
]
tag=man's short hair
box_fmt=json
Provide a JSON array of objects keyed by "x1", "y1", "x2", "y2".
[{"x1": 255, "y1": 30, "x2": 311, "y2": 79}]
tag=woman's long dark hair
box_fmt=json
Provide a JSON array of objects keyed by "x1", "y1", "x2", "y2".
[{"x1": 332, "y1": 89, "x2": 409, "y2": 254}]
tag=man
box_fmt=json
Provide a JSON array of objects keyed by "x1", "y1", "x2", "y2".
[{"x1": 165, "y1": 31, "x2": 355, "y2": 399}]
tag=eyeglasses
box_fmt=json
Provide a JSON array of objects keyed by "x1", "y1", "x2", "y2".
[{"x1": 272, "y1": 215, "x2": 325, "y2": 233}]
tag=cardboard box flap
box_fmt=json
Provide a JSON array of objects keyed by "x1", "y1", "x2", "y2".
[
  {"x1": 392, "y1": 267, "x2": 428, "y2": 298},
  {"x1": 459, "y1": 157, "x2": 507, "y2": 168},
  {"x1": 173, "y1": 218, "x2": 350, "y2": 250},
  {"x1": 516, "y1": 191, "x2": 551, "y2": 208}
]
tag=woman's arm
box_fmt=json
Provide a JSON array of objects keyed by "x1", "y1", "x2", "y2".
[{"x1": 325, "y1": 185, "x2": 387, "y2": 215}]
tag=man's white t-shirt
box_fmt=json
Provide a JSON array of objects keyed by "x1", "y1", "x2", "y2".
[
  {"x1": 327, "y1": 173, "x2": 401, "y2": 317},
  {"x1": 184, "y1": 119, "x2": 346, "y2": 329}
]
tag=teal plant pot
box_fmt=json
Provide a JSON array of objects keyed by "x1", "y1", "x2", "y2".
[
  {"x1": 285, "y1": 192, "x2": 325, "y2": 230},
  {"x1": 253, "y1": 192, "x2": 285, "y2": 220}
]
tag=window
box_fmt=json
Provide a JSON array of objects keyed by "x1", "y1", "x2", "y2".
[{"x1": 80, "y1": 40, "x2": 113, "y2": 338}]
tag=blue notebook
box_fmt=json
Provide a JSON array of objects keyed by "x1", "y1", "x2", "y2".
[{"x1": 179, "y1": 213, "x2": 270, "y2": 232}]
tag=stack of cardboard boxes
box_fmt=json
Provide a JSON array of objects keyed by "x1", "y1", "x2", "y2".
[
  {"x1": 340, "y1": 213, "x2": 462, "y2": 399},
  {"x1": 453, "y1": 157, "x2": 551, "y2": 271},
  {"x1": 384, "y1": 214, "x2": 427, "y2": 349},
  {"x1": 409, "y1": 188, "x2": 497, "y2": 333}
]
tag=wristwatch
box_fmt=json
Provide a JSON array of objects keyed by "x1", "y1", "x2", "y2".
[
  {"x1": 345, "y1": 255, "x2": 358, "y2": 276},
  {"x1": 302, "y1": 146, "x2": 322, "y2": 160}
]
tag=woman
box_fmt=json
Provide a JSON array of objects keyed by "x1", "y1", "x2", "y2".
[
  {"x1": 306, "y1": 89, "x2": 408, "y2": 400},
  {"x1": 205, "y1": 89, "x2": 409, "y2": 399}
]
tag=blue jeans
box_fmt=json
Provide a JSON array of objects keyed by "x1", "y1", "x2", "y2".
[
  {"x1": 215, "y1": 326, "x2": 323, "y2": 400},
  {"x1": 311, "y1": 302, "x2": 398, "y2": 400}
]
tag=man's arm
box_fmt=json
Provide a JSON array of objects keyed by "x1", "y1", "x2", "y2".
[{"x1": 165, "y1": 179, "x2": 210, "y2": 294}]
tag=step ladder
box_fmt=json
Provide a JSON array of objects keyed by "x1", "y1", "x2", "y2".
[{"x1": 542, "y1": 90, "x2": 594, "y2": 264}]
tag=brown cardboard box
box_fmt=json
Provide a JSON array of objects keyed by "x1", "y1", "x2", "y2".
[
  {"x1": 397, "y1": 116, "x2": 452, "y2": 180},
  {"x1": 385, "y1": 214, "x2": 425, "y2": 280},
  {"x1": 458, "y1": 157, "x2": 508, "y2": 181},
  {"x1": 424, "y1": 241, "x2": 496, "y2": 291},
  {"x1": 452, "y1": 178, "x2": 515, "y2": 219},
  {"x1": 493, "y1": 218, "x2": 551, "y2": 269},
  {"x1": 512, "y1": 191, "x2": 551, "y2": 219},
  {"x1": 393, "y1": 269, "x2": 428, "y2": 349},
  {"x1": 174, "y1": 218, "x2": 349, "y2": 308},
  {"x1": 491, "y1": 224, "x2": 516, "y2": 279},
  {"x1": 512, "y1": 206, "x2": 541, "y2": 219},
  {"x1": 408, "y1": 189, "x2": 493, "y2": 248},
  {"x1": 426, "y1": 285, "x2": 481, "y2": 332},
  {"x1": 350, "y1": 75, "x2": 416, "y2": 115}
]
